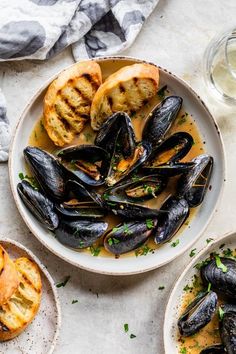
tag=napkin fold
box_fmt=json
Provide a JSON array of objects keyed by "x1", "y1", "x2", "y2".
[{"x1": 0, "y1": 0, "x2": 159, "y2": 161}]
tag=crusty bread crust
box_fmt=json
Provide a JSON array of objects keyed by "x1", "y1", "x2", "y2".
[
  {"x1": 0, "y1": 257, "x2": 42, "y2": 341},
  {"x1": 44, "y1": 61, "x2": 102, "y2": 146},
  {"x1": 0, "y1": 246, "x2": 19, "y2": 306},
  {"x1": 90, "y1": 63, "x2": 159, "y2": 130}
]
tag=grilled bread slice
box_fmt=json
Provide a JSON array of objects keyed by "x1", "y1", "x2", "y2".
[
  {"x1": 0, "y1": 257, "x2": 42, "y2": 341},
  {"x1": 90, "y1": 63, "x2": 160, "y2": 130},
  {"x1": 44, "y1": 61, "x2": 102, "y2": 146},
  {"x1": 0, "y1": 246, "x2": 19, "y2": 306}
]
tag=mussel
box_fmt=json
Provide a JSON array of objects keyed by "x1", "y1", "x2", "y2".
[
  {"x1": 178, "y1": 290, "x2": 218, "y2": 337},
  {"x1": 24, "y1": 146, "x2": 67, "y2": 201},
  {"x1": 143, "y1": 132, "x2": 195, "y2": 176},
  {"x1": 17, "y1": 180, "x2": 59, "y2": 230},
  {"x1": 200, "y1": 345, "x2": 225, "y2": 354},
  {"x1": 104, "y1": 219, "x2": 157, "y2": 255},
  {"x1": 55, "y1": 219, "x2": 108, "y2": 249},
  {"x1": 142, "y1": 96, "x2": 183, "y2": 148},
  {"x1": 95, "y1": 112, "x2": 136, "y2": 156},
  {"x1": 201, "y1": 257, "x2": 236, "y2": 299},
  {"x1": 220, "y1": 311, "x2": 236, "y2": 354},
  {"x1": 56, "y1": 180, "x2": 106, "y2": 219},
  {"x1": 58, "y1": 145, "x2": 109, "y2": 186},
  {"x1": 177, "y1": 154, "x2": 213, "y2": 207},
  {"x1": 153, "y1": 196, "x2": 189, "y2": 244}
]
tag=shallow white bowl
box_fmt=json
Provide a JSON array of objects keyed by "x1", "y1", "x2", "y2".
[
  {"x1": 9, "y1": 56, "x2": 225, "y2": 275},
  {"x1": 0, "y1": 238, "x2": 61, "y2": 354},
  {"x1": 164, "y1": 231, "x2": 236, "y2": 353}
]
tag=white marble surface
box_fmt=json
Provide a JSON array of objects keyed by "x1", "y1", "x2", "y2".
[{"x1": 1, "y1": 1, "x2": 236, "y2": 353}]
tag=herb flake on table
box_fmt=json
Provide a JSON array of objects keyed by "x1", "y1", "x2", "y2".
[
  {"x1": 158, "y1": 286, "x2": 165, "y2": 290},
  {"x1": 72, "y1": 300, "x2": 78, "y2": 304},
  {"x1": 130, "y1": 334, "x2": 136, "y2": 339},
  {"x1": 124, "y1": 323, "x2": 129, "y2": 333},
  {"x1": 56, "y1": 275, "x2": 71, "y2": 288}
]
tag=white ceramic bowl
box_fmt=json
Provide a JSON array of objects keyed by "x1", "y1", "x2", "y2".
[
  {"x1": 9, "y1": 56, "x2": 225, "y2": 275},
  {"x1": 0, "y1": 238, "x2": 61, "y2": 354},
  {"x1": 164, "y1": 231, "x2": 236, "y2": 353}
]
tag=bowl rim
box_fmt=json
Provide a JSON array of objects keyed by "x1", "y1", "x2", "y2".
[
  {"x1": 163, "y1": 229, "x2": 235, "y2": 353},
  {"x1": 0, "y1": 237, "x2": 61, "y2": 354},
  {"x1": 8, "y1": 55, "x2": 226, "y2": 275}
]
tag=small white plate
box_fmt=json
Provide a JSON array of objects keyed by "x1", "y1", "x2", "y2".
[
  {"x1": 164, "y1": 231, "x2": 236, "y2": 353},
  {"x1": 0, "y1": 238, "x2": 61, "y2": 354},
  {"x1": 9, "y1": 56, "x2": 225, "y2": 275}
]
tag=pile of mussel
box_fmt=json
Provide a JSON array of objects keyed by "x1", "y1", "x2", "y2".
[
  {"x1": 17, "y1": 96, "x2": 213, "y2": 256},
  {"x1": 178, "y1": 255, "x2": 236, "y2": 353}
]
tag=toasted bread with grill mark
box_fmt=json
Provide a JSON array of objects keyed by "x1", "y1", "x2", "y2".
[
  {"x1": 0, "y1": 246, "x2": 19, "y2": 306},
  {"x1": 44, "y1": 61, "x2": 102, "y2": 146},
  {"x1": 90, "y1": 63, "x2": 160, "y2": 130},
  {"x1": 0, "y1": 257, "x2": 42, "y2": 341}
]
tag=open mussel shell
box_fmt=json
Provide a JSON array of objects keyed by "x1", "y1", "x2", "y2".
[
  {"x1": 58, "y1": 145, "x2": 109, "y2": 186},
  {"x1": 142, "y1": 96, "x2": 183, "y2": 148},
  {"x1": 55, "y1": 219, "x2": 108, "y2": 249},
  {"x1": 65, "y1": 179, "x2": 104, "y2": 207},
  {"x1": 106, "y1": 141, "x2": 152, "y2": 187},
  {"x1": 220, "y1": 311, "x2": 236, "y2": 354},
  {"x1": 153, "y1": 196, "x2": 189, "y2": 244},
  {"x1": 17, "y1": 180, "x2": 59, "y2": 230},
  {"x1": 104, "y1": 175, "x2": 167, "y2": 202},
  {"x1": 145, "y1": 132, "x2": 194, "y2": 166},
  {"x1": 95, "y1": 112, "x2": 136, "y2": 156},
  {"x1": 143, "y1": 162, "x2": 195, "y2": 177},
  {"x1": 177, "y1": 154, "x2": 213, "y2": 207},
  {"x1": 201, "y1": 257, "x2": 236, "y2": 299},
  {"x1": 178, "y1": 290, "x2": 218, "y2": 337},
  {"x1": 104, "y1": 219, "x2": 157, "y2": 255},
  {"x1": 200, "y1": 345, "x2": 225, "y2": 354},
  {"x1": 24, "y1": 146, "x2": 67, "y2": 201}
]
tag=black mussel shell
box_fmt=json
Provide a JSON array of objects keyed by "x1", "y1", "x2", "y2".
[
  {"x1": 58, "y1": 145, "x2": 109, "y2": 186},
  {"x1": 145, "y1": 132, "x2": 194, "y2": 166},
  {"x1": 154, "y1": 196, "x2": 189, "y2": 244},
  {"x1": 104, "y1": 219, "x2": 157, "y2": 255},
  {"x1": 65, "y1": 180, "x2": 103, "y2": 207},
  {"x1": 17, "y1": 180, "x2": 59, "y2": 230},
  {"x1": 177, "y1": 154, "x2": 213, "y2": 207},
  {"x1": 142, "y1": 96, "x2": 183, "y2": 148},
  {"x1": 55, "y1": 204, "x2": 105, "y2": 219},
  {"x1": 24, "y1": 146, "x2": 67, "y2": 201},
  {"x1": 201, "y1": 257, "x2": 236, "y2": 299},
  {"x1": 220, "y1": 311, "x2": 236, "y2": 354},
  {"x1": 95, "y1": 112, "x2": 136, "y2": 156},
  {"x1": 143, "y1": 162, "x2": 195, "y2": 177},
  {"x1": 106, "y1": 141, "x2": 152, "y2": 187},
  {"x1": 103, "y1": 175, "x2": 166, "y2": 202},
  {"x1": 200, "y1": 345, "x2": 225, "y2": 354},
  {"x1": 178, "y1": 290, "x2": 218, "y2": 337},
  {"x1": 55, "y1": 219, "x2": 108, "y2": 249},
  {"x1": 222, "y1": 303, "x2": 236, "y2": 314}
]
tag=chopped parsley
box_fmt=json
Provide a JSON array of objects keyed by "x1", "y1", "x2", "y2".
[
  {"x1": 194, "y1": 258, "x2": 210, "y2": 270},
  {"x1": 90, "y1": 245, "x2": 101, "y2": 257},
  {"x1": 84, "y1": 132, "x2": 92, "y2": 141},
  {"x1": 223, "y1": 248, "x2": 233, "y2": 258},
  {"x1": 72, "y1": 300, "x2": 78, "y2": 304},
  {"x1": 207, "y1": 283, "x2": 211, "y2": 292},
  {"x1": 180, "y1": 348, "x2": 187, "y2": 354},
  {"x1": 189, "y1": 248, "x2": 197, "y2": 257},
  {"x1": 130, "y1": 334, "x2": 136, "y2": 339},
  {"x1": 102, "y1": 192, "x2": 110, "y2": 201},
  {"x1": 108, "y1": 238, "x2": 120, "y2": 246},
  {"x1": 178, "y1": 117, "x2": 186, "y2": 125},
  {"x1": 124, "y1": 323, "x2": 129, "y2": 333},
  {"x1": 123, "y1": 223, "x2": 131, "y2": 235},
  {"x1": 218, "y1": 306, "x2": 225, "y2": 320},
  {"x1": 215, "y1": 255, "x2": 227, "y2": 273},
  {"x1": 183, "y1": 284, "x2": 193, "y2": 292},
  {"x1": 19, "y1": 172, "x2": 39, "y2": 189},
  {"x1": 158, "y1": 286, "x2": 165, "y2": 290},
  {"x1": 157, "y1": 85, "x2": 167, "y2": 99},
  {"x1": 171, "y1": 239, "x2": 180, "y2": 247},
  {"x1": 206, "y1": 238, "x2": 214, "y2": 244},
  {"x1": 146, "y1": 219, "x2": 155, "y2": 230},
  {"x1": 40, "y1": 119, "x2": 45, "y2": 132},
  {"x1": 56, "y1": 275, "x2": 71, "y2": 288},
  {"x1": 135, "y1": 245, "x2": 155, "y2": 256}
]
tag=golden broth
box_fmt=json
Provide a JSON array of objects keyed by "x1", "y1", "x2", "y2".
[{"x1": 28, "y1": 91, "x2": 205, "y2": 259}]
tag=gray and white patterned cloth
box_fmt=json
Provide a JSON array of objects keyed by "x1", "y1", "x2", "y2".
[{"x1": 0, "y1": 0, "x2": 159, "y2": 162}]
